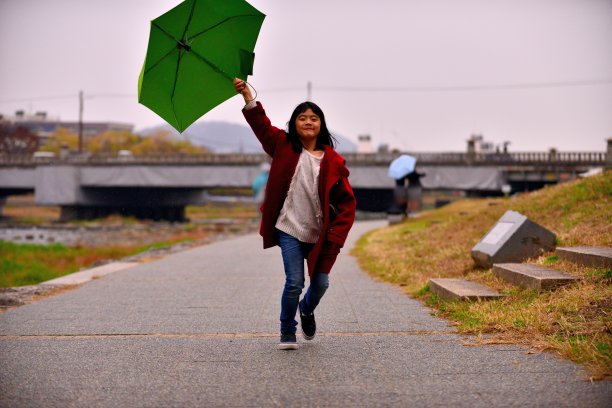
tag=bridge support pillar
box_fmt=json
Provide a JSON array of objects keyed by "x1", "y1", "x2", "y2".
[{"x1": 607, "y1": 138, "x2": 612, "y2": 167}]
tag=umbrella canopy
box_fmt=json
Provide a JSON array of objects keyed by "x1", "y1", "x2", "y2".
[
  {"x1": 138, "y1": 0, "x2": 265, "y2": 132},
  {"x1": 387, "y1": 154, "x2": 417, "y2": 179}
]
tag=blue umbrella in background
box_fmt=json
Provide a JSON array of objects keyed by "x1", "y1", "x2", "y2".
[
  {"x1": 387, "y1": 155, "x2": 417, "y2": 179},
  {"x1": 252, "y1": 162, "x2": 270, "y2": 204}
]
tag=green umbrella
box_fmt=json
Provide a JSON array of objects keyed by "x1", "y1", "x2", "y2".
[{"x1": 138, "y1": 0, "x2": 265, "y2": 132}]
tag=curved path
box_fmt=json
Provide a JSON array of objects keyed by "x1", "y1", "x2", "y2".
[{"x1": 0, "y1": 221, "x2": 609, "y2": 407}]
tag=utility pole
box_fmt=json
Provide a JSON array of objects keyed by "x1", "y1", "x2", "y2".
[
  {"x1": 307, "y1": 81, "x2": 312, "y2": 101},
  {"x1": 78, "y1": 90, "x2": 84, "y2": 153}
]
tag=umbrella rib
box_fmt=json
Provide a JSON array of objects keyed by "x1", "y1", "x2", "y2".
[
  {"x1": 170, "y1": 49, "x2": 185, "y2": 131},
  {"x1": 189, "y1": 49, "x2": 233, "y2": 81},
  {"x1": 181, "y1": 0, "x2": 197, "y2": 45},
  {"x1": 144, "y1": 47, "x2": 178, "y2": 75},
  {"x1": 188, "y1": 14, "x2": 262, "y2": 41},
  {"x1": 152, "y1": 21, "x2": 181, "y2": 44},
  {"x1": 146, "y1": 13, "x2": 262, "y2": 80},
  {"x1": 142, "y1": 21, "x2": 184, "y2": 76}
]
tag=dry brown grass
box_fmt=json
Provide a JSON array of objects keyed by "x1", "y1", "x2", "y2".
[
  {"x1": 186, "y1": 202, "x2": 259, "y2": 220},
  {"x1": 2, "y1": 195, "x2": 60, "y2": 224},
  {"x1": 353, "y1": 171, "x2": 611, "y2": 379}
]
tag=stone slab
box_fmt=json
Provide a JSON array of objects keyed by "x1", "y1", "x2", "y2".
[
  {"x1": 387, "y1": 213, "x2": 404, "y2": 225},
  {"x1": 429, "y1": 278, "x2": 505, "y2": 301},
  {"x1": 492, "y1": 263, "x2": 579, "y2": 290},
  {"x1": 40, "y1": 262, "x2": 139, "y2": 286},
  {"x1": 556, "y1": 246, "x2": 612, "y2": 269},
  {"x1": 471, "y1": 210, "x2": 556, "y2": 268}
]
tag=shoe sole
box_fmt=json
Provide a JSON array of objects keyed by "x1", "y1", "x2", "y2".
[
  {"x1": 278, "y1": 342, "x2": 298, "y2": 350},
  {"x1": 298, "y1": 303, "x2": 316, "y2": 341},
  {"x1": 300, "y1": 326, "x2": 315, "y2": 341}
]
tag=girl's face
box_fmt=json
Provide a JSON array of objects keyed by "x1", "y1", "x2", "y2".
[{"x1": 295, "y1": 108, "x2": 321, "y2": 142}]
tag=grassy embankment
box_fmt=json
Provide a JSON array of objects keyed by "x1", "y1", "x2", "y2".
[
  {"x1": 353, "y1": 171, "x2": 611, "y2": 379},
  {"x1": 0, "y1": 241, "x2": 174, "y2": 287},
  {"x1": 1, "y1": 200, "x2": 259, "y2": 288}
]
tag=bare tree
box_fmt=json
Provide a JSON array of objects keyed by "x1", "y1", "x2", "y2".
[{"x1": 0, "y1": 125, "x2": 39, "y2": 155}]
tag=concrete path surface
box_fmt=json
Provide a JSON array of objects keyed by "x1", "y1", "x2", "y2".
[{"x1": 1, "y1": 220, "x2": 610, "y2": 407}]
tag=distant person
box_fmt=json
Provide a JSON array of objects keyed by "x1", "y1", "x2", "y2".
[
  {"x1": 252, "y1": 162, "x2": 270, "y2": 207},
  {"x1": 234, "y1": 78, "x2": 356, "y2": 350}
]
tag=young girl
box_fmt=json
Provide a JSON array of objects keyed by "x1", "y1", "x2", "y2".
[{"x1": 233, "y1": 78, "x2": 356, "y2": 350}]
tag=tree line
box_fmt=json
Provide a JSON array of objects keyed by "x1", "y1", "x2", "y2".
[{"x1": 0, "y1": 125, "x2": 208, "y2": 156}]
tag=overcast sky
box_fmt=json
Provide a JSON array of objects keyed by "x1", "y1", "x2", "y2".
[{"x1": 1, "y1": 0, "x2": 611, "y2": 152}]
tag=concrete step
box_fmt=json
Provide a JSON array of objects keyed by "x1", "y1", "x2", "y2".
[
  {"x1": 429, "y1": 278, "x2": 505, "y2": 301},
  {"x1": 556, "y1": 246, "x2": 612, "y2": 269},
  {"x1": 492, "y1": 263, "x2": 579, "y2": 291}
]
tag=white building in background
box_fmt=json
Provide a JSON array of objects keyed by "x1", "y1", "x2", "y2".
[
  {"x1": 468, "y1": 134, "x2": 496, "y2": 154},
  {"x1": 467, "y1": 134, "x2": 511, "y2": 155},
  {"x1": 357, "y1": 134, "x2": 374, "y2": 153}
]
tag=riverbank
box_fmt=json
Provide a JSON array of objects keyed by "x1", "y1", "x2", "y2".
[
  {"x1": 353, "y1": 171, "x2": 611, "y2": 379},
  {"x1": 0, "y1": 198, "x2": 260, "y2": 289}
]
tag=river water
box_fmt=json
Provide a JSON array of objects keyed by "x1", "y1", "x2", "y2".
[{"x1": 0, "y1": 219, "x2": 259, "y2": 247}]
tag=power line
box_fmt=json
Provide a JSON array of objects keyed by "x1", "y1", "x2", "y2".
[
  {"x1": 259, "y1": 87, "x2": 303, "y2": 93},
  {"x1": 0, "y1": 93, "x2": 137, "y2": 104},
  {"x1": 315, "y1": 79, "x2": 612, "y2": 93},
  {"x1": 86, "y1": 93, "x2": 136, "y2": 99},
  {"x1": 0, "y1": 78, "x2": 610, "y2": 104},
  {"x1": 0, "y1": 94, "x2": 77, "y2": 103}
]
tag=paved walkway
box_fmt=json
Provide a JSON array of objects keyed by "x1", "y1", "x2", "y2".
[{"x1": 0, "y1": 221, "x2": 609, "y2": 407}]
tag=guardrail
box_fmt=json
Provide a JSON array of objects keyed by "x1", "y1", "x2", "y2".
[{"x1": 0, "y1": 151, "x2": 608, "y2": 166}]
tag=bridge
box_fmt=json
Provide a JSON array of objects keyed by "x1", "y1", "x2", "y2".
[{"x1": 0, "y1": 148, "x2": 608, "y2": 220}]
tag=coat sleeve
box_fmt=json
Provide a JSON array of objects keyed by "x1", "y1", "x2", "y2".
[
  {"x1": 242, "y1": 102, "x2": 285, "y2": 156},
  {"x1": 326, "y1": 175, "x2": 356, "y2": 247}
]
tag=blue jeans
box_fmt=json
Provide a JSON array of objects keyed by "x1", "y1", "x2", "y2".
[{"x1": 278, "y1": 230, "x2": 330, "y2": 335}]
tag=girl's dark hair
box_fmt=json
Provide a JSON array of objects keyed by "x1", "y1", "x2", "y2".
[{"x1": 286, "y1": 101, "x2": 336, "y2": 153}]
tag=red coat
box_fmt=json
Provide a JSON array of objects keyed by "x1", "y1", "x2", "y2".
[{"x1": 243, "y1": 102, "x2": 356, "y2": 277}]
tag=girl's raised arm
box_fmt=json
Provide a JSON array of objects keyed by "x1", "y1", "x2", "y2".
[
  {"x1": 234, "y1": 78, "x2": 285, "y2": 156},
  {"x1": 233, "y1": 78, "x2": 254, "y2": 104}
]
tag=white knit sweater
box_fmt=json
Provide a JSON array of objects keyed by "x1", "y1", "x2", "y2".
[{"x1": 275, "y1": 149, "x2": 324, "y2": 243}]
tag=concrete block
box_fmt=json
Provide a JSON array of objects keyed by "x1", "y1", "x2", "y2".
[
  {"x1": 492, "y1": 263, "x2": 579, "y2": 290},
  {"x1": 471, "y1": 210, "x2": 556, "y2": 269},
  {"x1": 387, "y1": 214, "x2": 404, "y2": 225},
  {"x1": 429, "y1": 278, "x2": 505, "y2": 301},
  {"x1": 556, "y1": 246, "x2": 612, "y2": 269}
]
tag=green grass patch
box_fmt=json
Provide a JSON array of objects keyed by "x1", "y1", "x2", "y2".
[
  {"x1": 586, "y1": 268, "x2": 612, "y2": 282},
  {"x1": 595, "y1": 342, "x2": 611, "y2": 360},
  {"x1": 543, "y1": 255, "x2": 558, "y2": 265},
  {"x1": 415, "y1": 284, "x2": 430, "y2": 297},
  {"x1": 0, "y1": 241, "x2": 176, "y2": 287},
  {"x1": 449, "y1": 305, "x2": 483, "y2": 331}
]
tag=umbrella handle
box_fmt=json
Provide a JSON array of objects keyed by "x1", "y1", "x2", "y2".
[{"x1": 243, "y1": 80, "x2": 258, "y2": 103}]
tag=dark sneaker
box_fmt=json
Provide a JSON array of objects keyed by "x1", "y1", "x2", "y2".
[
  {"x1": 299, "y1": 302, "x2": 316, "y2": 340},
  {"x1": 278, "y1": 334, "x2": 298, "y2": 350}
]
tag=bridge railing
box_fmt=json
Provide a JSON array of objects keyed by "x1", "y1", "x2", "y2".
[
  {"x1": 503, "y1": 151, "x2": 607, "y2": 163},
  {"x1": 85, "y1": 153, "x2": 271, "y2": 165},
  {"x1": 343, "y1": 152, "x2": 608, "y2": 166},
  {"x1": 0, "y1": 153, "x2": 270, "y2": 166},
  {"x1": 0, "y1": 151, "x2": 608, "y2": 166}
]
